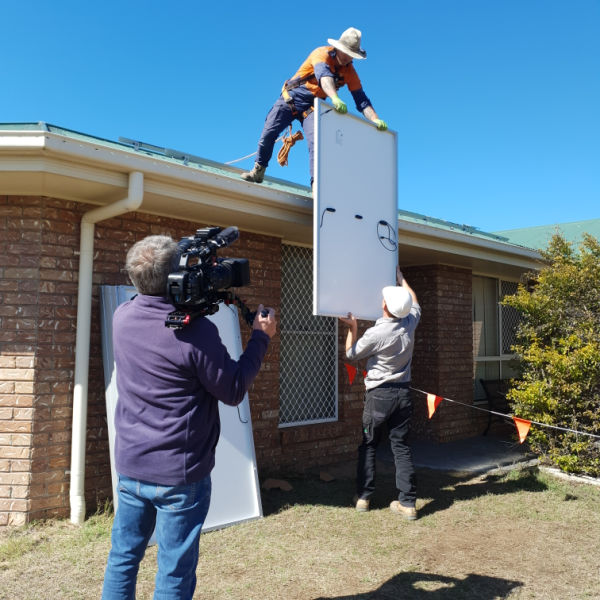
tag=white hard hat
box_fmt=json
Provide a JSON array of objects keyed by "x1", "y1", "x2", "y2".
[{"x1": 382, "y1": 286, "x2": 412, "y2": 318}]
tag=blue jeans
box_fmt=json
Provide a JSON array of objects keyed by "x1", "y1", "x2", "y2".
[{"x1": 102, "y1": 473, "x2": 212, "y2": 600}]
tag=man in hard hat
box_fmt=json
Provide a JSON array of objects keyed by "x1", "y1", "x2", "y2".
[
  {"x1": 340, "y1": 267, "x2": 421, "y2": 520},
  {"x1": 241, "y1": 27, "x2": 388, "y2": 186}
]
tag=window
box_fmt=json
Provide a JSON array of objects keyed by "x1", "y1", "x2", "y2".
[
  {"x1": 279, "y1": 245, "x2": 338, "y2": 426},
  {"x1": 472, "y1": 276, "x2": 520, "y2": 401}
]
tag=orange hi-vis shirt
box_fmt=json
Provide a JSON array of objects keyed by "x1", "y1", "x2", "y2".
[{"x1": 287, "y1": 46, "x2": 363, "y2": 98}]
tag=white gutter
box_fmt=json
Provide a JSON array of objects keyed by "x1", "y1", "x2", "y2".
[{"x1": 69, "y1": 171, "x2": 144, "y2": 525}]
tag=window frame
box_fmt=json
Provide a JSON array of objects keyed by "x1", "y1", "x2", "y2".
[{"x1": 472, "y1": 275, "x2": 519, "y2": 402}]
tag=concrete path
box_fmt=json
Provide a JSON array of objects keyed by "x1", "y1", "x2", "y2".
[{"x1": 379, "y1": 435, "x2": 537, "y2": 473}]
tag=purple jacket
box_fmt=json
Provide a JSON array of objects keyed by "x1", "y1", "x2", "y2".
[{"x1": 112, "y1": 294, "x2": 270, "y2": 485}]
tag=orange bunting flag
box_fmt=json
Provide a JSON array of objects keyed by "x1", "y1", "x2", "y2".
[
  {"x1": 513, "y1": 417, "x2": 531, "y2": 444},
  {"x1": 427, "y1": 394, "x2": 443, "y2": 419},
  {"x1": 344, "y1": 363, "x2": 357, "y2": 385}
]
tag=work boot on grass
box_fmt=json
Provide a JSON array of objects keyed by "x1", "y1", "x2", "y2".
[
  {"x1": 241, "y1": 162, "x2": 266, "y2": 183},
  {"x1": 353, "y1": 496, "x2": 370, "y2": 512},
  {"x1": 390, "y1": 500, "x2": 417, "y2": 520}
]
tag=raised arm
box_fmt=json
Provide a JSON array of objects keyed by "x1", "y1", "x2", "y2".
[
  {"x1": 339, "y1": 312, "x2": 358, "y2": 352},
  {"x1": 397, "y1": 266, "x2": 417, "y2": 305}
]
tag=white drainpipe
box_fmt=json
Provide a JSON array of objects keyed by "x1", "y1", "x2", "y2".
[{"x1": 70, "y1": 171, "x2": 144, "y2": 525}]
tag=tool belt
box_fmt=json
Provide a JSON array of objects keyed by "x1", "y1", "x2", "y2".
[{"x1": 281, "y1": 76, "x2": 316, "y2": 119}]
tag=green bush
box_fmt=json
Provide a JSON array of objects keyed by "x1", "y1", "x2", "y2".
[{"x1": 502, "y1": 233, "x2": 600, "y2": 476}]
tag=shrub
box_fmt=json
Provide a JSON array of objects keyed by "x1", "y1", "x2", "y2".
[{"x1": 503, "y1": 233, "x2": 600, "y2": 476}]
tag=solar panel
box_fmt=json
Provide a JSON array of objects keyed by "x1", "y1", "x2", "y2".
[{"x1": 313, "y1": 98, "x2": 398, "y2": 321}]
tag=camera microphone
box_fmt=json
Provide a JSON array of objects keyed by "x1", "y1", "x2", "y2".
[{"x1": 214, "y1": 226, "x2": 239, "y2": 247}]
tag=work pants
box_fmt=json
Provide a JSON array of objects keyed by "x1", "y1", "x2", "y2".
[
  {"x1": 255, "y1": 95, "x2": 315, "y2": 183},
  {"x1": 356, "y1": 384, "x2": 416, "y2": 507}
]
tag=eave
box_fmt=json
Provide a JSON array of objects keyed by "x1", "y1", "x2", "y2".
[{"x1": 0, "y1": 126, "x2": 541, "y2": 278}]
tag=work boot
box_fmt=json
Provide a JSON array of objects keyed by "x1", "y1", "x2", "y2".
[
  {"x1": 353, "y1": 496, "x2": 370, "y2": 512},
  {"x1": 390, "y1": 500, "x2": 417, "y2": 520},
  {"x1": 241, "y1": 162, "x2": 266, "y2": 183}
]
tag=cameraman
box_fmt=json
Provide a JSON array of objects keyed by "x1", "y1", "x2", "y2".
[{"x1": 102, "y1": 234, "x2": 276, "y2": 600}]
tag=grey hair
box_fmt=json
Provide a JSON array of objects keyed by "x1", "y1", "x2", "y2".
[{"x1": 125, "y1": 235, "x2": 180, "y2": 295}]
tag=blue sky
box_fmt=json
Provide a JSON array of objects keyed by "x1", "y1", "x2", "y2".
[{"x1": 2, "y1": 0, "x2": 598, "y2": 232}]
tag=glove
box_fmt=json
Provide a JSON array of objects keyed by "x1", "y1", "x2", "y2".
[
  {"x1": 374, "y1": 119, "x2": 388, "y2": 131},
  {"x1": 331, "y1": 96, "x2": 347, "y2": 114}
]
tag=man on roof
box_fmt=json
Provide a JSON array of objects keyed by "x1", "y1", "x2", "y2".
[{"x1": 241, "y1": 27, "x2": 388, "y2": 186}]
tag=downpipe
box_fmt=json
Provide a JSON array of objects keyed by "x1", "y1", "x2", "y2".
[{"x1": 69, "y1": 171, "x2": 144, "y2": 525}]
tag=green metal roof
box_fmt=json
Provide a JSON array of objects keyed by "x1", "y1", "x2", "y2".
[
  {"x1": 495, "y1": 219, "x2": 600, "y2": 250},
  {"x1": 397, "y1": 208, "x2": 513, "y2": 244}
]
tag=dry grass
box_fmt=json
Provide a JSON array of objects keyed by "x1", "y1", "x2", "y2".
[{"x1": 1, "y1": 465, "x2": 599, "y2": 599}]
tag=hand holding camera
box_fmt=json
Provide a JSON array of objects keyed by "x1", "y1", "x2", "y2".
[{"x1": 253, "y1": 304, "x2": 277, "y2": 338}]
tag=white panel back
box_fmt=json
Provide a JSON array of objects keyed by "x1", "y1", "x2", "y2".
[{"x1": 313, "y1": 98, "x2": 398, "y2": 321}]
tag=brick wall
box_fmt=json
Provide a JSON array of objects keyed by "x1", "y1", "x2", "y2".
[
  {"x1": 1, "y1": 195, "x2": 485, "y2": 527},
  {"x1": 0, "y1": 195, "x2": 286, "y2": 526},
  {"x1": 1, "y1": 196, "x2": 79, "y2": 525},
  {"x1": 408, "y1": 264, "x2": 486, "y2": 441},
  {"x1": 270, "y1": 351, "x2": 365, "y2": 474}
]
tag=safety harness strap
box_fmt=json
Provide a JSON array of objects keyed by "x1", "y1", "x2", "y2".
[{"x1": 281, "y1": 73, "x2": 318, "y2": 117}]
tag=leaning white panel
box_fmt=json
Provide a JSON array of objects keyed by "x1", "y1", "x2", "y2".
[
  {"x1": 100, "y1": 288, "x2": 262, "y2": 533},
  {"x1": 313, "y1": 97, "x2": 398, "y2": 321}
]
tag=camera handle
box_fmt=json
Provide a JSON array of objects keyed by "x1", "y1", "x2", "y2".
[
  {"x1": 165, "y1": 292, "x2": 266, "y2": 330},
  {"x1": 223, "y1": 292, "x2": 268, "y2": 327}
]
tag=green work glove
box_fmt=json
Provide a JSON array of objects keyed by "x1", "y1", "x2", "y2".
[
  {"x1": 374, "y1": 119, "x2": 388, "y2": 131},
  {"x1": 331, "y1": 96, "x2": 347, "y2": 114}
]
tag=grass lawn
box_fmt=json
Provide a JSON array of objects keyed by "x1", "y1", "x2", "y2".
[{"x1": 0, "y1": 465, "x2": 599, "y2": 599}]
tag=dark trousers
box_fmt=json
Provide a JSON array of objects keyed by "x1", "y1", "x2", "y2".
[
  {"x1": 256, "y1": 96, "x2": 316, "y2": 182},
  {"x1": 357, "y1": 384, "x2": 416, "y2": 507}
]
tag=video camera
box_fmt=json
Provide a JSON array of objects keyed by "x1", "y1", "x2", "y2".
[{"x1": 165, "y1": 226, "x2": 258, "y2": 329}]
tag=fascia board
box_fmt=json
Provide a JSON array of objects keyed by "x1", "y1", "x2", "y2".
[
  {"x1": 397, "y1": 219, "x2": 541, "y2": 269},
  {"x1": 39, "y1": 131, "x2": 312, "y2": 208},
  {"x1": 0, "y1": 132, "x2": 46, "y2": 150}
]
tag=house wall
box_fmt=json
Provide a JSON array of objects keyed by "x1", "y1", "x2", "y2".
[
  {"x1": 0, "y1": 195, "x2": 282, "y2": 525},
  {"x1": 409, "y1": 264, "x2": 487, "y2": 441},
  {"x1": 0, "y1": 194, "x2": 483, "y2": 527}
]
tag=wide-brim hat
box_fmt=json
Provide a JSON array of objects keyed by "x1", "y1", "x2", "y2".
[
  {"x1": 382, "y1": 286, "x2": 412, "y2": 318},
  {"x1": 327, "y1": 27, "x2": 367, "y2": 60}
]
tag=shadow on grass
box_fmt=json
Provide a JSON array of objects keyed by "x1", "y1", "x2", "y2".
[
  {"x1": 261, "y1": 466, "x2": 547, "y2": 518},
  {"x1": 313, "y1": 570, "x2": 522, "y2": 599},
  {"x1": 416, "y1": 467, "x2": 547, "y2": 518}
]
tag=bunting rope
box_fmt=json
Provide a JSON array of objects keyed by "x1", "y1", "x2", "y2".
[
  {"x1": 341, "y1": 362, "x2": 600, "y2": 444},
  {"x1": 409, "y1": 386, "x2": 600, "y2": 441}
]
